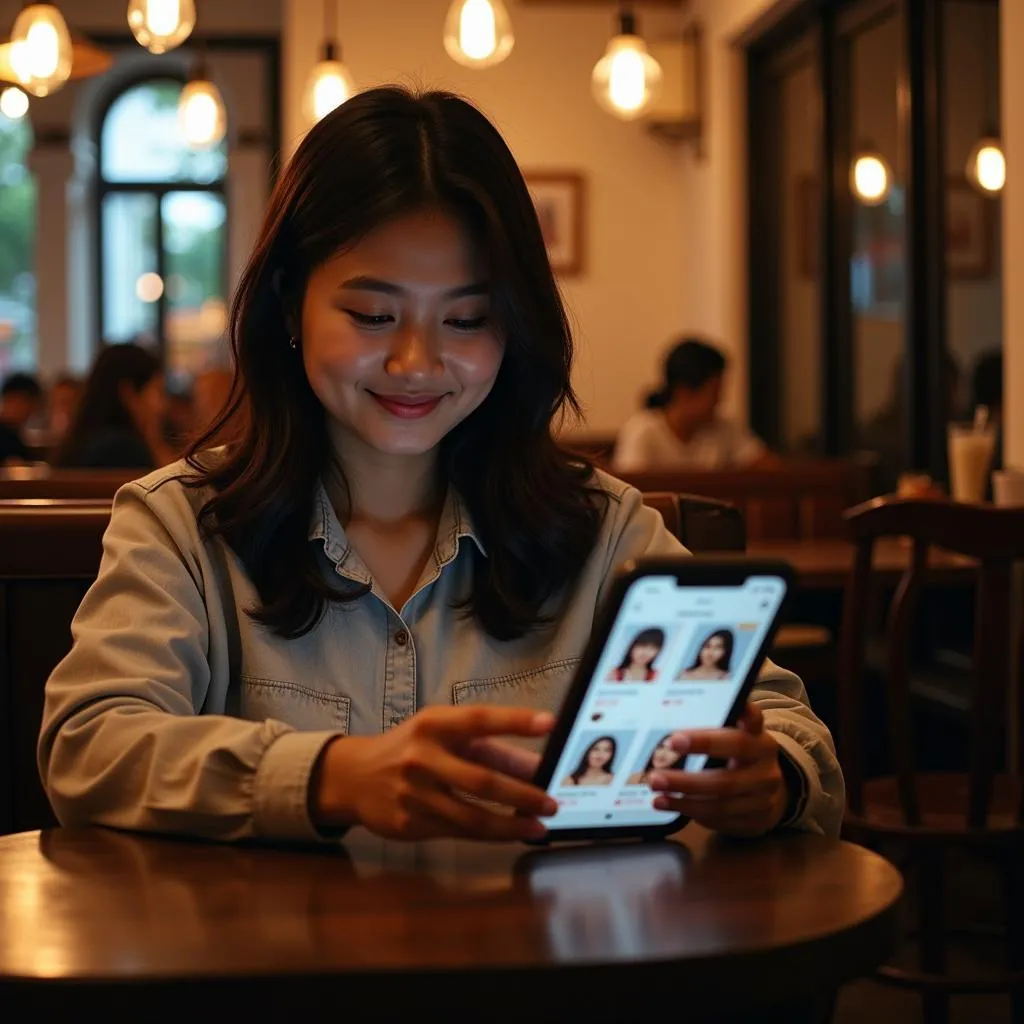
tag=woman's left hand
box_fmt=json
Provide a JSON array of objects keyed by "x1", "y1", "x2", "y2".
[{"x1": 648, "y1": 703, "x2": 789, "y2": 838}]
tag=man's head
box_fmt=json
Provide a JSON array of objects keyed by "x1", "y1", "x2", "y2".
[
  {"x1": 0, "y1": 372, "x2": 43, "y2": 429},
  {"x1": 652, "y1": 337, "x2": 728, "y2": 428}
]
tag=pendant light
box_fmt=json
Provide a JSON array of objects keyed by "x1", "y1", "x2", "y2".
[
  {"x1": 591, "y1": 5, "x2": 663, "y2": 121},
  {"x1": 850, "y1": 146, "x2": 893, "y2": 206},
  {"x1": 443, "y1": 0, "x2": 514, "y2": 69},
  {"x1": 178, "y1": 53, "x2": 226, "y2": 150},
  {"x1": 127, "y1": 0, "x2": 196, "y2": 55},
  {"x1": 8, "y1": 3, "x2": 73, "y2": 98},
  {"x1": 0, "y1": 85, "x2": 29, "y2": 120},
  {"x1": 302, "y1": 0, "x2": 356, "y2": 127},
  {"x1": 966, "y1": 134, "x2": 1005, "y2": 195}
]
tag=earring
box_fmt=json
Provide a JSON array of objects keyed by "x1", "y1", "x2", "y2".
[{"x1": 288, "y1": 335, "x2": 298, "y2": 350}]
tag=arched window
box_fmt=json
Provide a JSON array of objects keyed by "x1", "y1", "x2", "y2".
[
  {"x1": 98, "y1": 77, "x2": 228, "y2": 381},
  {"x1": 0, "y1": 112, "x2": 36, "y2": 375}
]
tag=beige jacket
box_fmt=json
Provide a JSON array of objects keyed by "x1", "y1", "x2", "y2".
[{"x1": 38, "y1": 462, "x2": 845, "y2": 842}]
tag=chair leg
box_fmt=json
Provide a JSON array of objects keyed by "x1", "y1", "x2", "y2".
[
  {"x1": 1002, "y1": 855, "x2": 1024, "y2": 1024},
  {"x1": 918, "y1": 849, "x2": 949, "y2": 1024}
]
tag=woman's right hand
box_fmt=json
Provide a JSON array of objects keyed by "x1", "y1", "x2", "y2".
[{"x1": 309, "y1": 706, "x2": 558, "y2": 841}]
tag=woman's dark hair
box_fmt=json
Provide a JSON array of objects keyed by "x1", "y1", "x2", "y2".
[
  {"x1": 185, "y1": 86, "x2": 604, "y2": 640},
  {"x1": 646, "y1": 337, "x2": 728, "y2": 409},
  {"x1": 616, "y1": 627, "x2": 665, "y2": 674},
  {"x1": 687, "y1": 628, "x2": 735, "y2": 673},
  {"x1": 54, "y1": 343, "x2": 160, "y2": 467},
  {"x1": 643, "y1": 734, "x2": 681, "y2": 776},
  {"x1": 571, "y1": 735, "x2": 617, "y2": 784}
]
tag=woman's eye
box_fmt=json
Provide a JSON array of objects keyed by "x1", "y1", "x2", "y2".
[
  {"x1": 445, "y1": 316, "x2": 489, "y2": 332},
  {"x1": 345, "y1": 310, "x2": 394, "y2": 327}
]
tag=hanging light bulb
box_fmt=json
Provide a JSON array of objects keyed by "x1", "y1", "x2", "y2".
[
  {"x1": 591, "y1": 7, "x2": 663, "y2": 121},
  {"x1": 850, "y1": 149, "x2": 893, "y2": 206},
  {"x1": 966, "y1": 134, "x2": 1005, "y2": 195},
  {"x1": 0, "y1": 86, "x2": 29, "y2": 120},
  {"x1": 178, "y1": 60, "x2": 226, "y2": 150},
  {"x1": 127, "y1": 0, "x2": 196, "y2": 55},
  {"x1": 443, "y1": 0, "x2": 514, "y2": 69},
  {"x1": 8, "y1": 4, "x2": 73, "y2": 98},
  {"x1": 302, "y1": 0, "x2": 356, "y2": 126}
]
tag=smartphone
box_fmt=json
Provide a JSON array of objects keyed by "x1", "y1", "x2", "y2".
[{"x1": 531, "y1": 556, "x2": 793, "y2": 843}]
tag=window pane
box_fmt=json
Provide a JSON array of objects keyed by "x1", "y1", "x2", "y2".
[
  {"x1": 101, "y1": 80, "x2": 227, "y2": 185},
  {"x1": 163, "y1": 191, "x2": 228, "y2": 379},
  {"x1": 0, "y1": 115, "x2": 36, "y2": 374},
  {"x1": 102, "y1": 193, "x2": 159, "y2": 344}
]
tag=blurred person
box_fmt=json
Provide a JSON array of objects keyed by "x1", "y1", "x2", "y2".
[
  {"x1": 0, "y1": 371, "x2": 43, "y2": 465},
  {"x1": 613, "y1": 338, "x2": 772, "y2": 472},
  {"x1": 53, "y1": 343, "x2": 175, "y2": 470},
  {"x1": 48, "y1": 374, "x2": 83, "y2": 443}
]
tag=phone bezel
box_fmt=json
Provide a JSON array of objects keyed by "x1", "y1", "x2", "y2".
[{"x1": 530, "y1": 555, "x2": 795, "y2": 844}]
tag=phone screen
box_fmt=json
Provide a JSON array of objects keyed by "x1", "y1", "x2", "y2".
[{"x1": 540, "y1": 573, "x2": 788, "y2": 833}]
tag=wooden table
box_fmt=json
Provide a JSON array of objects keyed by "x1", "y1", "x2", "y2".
[
  {"x1": 749, "y1": 537, "x2": 977, "y2": 590},
  {"x1": 0, "y1": 824, "x2": 903, "y2": 1021}
]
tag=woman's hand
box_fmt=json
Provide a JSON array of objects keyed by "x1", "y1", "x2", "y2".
[
  {"x1": 647, "y1": 703, "x2": 789, "y2": 838},
  {"x1": 310, "y1": 706, "x2": 556, "y2": 842}
]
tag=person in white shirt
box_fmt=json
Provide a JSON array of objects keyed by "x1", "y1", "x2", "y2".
[{"x1": 613, "y1": 338, "x2": 772, "y2": 472}]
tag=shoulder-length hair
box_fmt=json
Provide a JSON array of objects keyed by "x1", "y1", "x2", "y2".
[
  {"x1": 687, "y1": 628, "x2": 735, "y2": 673},
  {"x1": 186, "y1": 86, "x2": 604, "y2": 640},
  {"x1": 571, "y1": 736, "x2": 617, "y2": 784},
  {"x1": 615, "y1": 627, "x2": 665, "y2": 675},
  {"x1": 54, "y1": 342, "x2": 160, "y2": 467}
]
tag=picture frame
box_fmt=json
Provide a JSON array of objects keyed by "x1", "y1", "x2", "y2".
[
  {"x1": 946, "y1": 179, "x2": 994, "y2": 280},
  {"x1": 524, "y1": 171, "x2": 586, "y2": 276}
]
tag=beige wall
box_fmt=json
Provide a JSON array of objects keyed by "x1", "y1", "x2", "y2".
[{"x1": 282, "y1": 0, "x2": 689, "y2": 433}]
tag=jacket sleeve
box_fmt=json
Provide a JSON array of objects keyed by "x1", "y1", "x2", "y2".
[
  {"x1": 599, "y1": 483, "x2": 845, "y2": 837},
  {"x1": 37, "y1": 482, "x2": 342, "y2": 843}
]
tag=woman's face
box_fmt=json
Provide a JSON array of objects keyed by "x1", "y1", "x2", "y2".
[
  {"x1": 587, "y1": 739, "x2": 614, "y2": 770},
  {"x1": 651, "y1": 739, "x2": 678, "y2": 770},
  {"x1": 300, "y1": 207, "x2": 504, "y2": 463},
  {"x1": 631, "y1": 642, "x2": 660, "y2": 668},
  {"x1": 700, "y1": 634, "x2": 726, "y2": 668}
]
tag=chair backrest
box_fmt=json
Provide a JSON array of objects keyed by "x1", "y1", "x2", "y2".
[
  {"x1": 642, "y1": 492, "x2": 746, "y2": 553},
  {"x1": 621, "y1": 458, "x2": 873, "y2": 542},
  {"x1": 838, "y1": 496, "x2": 1024, "y2": 830},
  {"x1": 0, "y1": 500, "x2": 112, "y2": 834},
  {"x1": 0, "y1": 467, "x2": 135, "y2": 501}
]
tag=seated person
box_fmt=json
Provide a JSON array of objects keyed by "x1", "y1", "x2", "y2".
[
  {"x1": 627, "y1": 735, "x2": 684, "y2": 786},
  {"x1": 53, "y1": 343, "x2": 176, "y2": 470},
  {"x1": 38, "y1": 87, "x2": 843, "y2": 846},
  {"x1": 971, "y1": 349, "x2": 1003, "y2": 472},
  {"x1": 678, "y1": 628, "x2": 734, "y2": 681},
  {"x1": 47, "y1": 373, "x2": 83, "y2": 446},
  {"x1": 613, "y1": 338, "x2": 771, "y2": 472},
  {"x1": 606, "y1": 627, "x2": 664, "y2": 682},
  {"x1": 0, "y1": 371, "x2": 43, "y2": 465},
  {"x1": 561, "y1": 737, "x2": 618, "y2": 787}
]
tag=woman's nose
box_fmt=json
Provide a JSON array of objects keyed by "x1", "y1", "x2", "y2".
[{"x1": 385, "y1": 324, "x2": 442, "y2": 378}]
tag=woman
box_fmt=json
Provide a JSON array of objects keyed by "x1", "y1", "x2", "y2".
[
  {"x1": 627, "y1": 735, "x2": 684, "y2": 787},
  {"x1": 38, "y1": 88, "x2": 843, "y2": 844},
  {"x1": 561, "y1": 736, "x2": 617, "y2": 788},
  {"x1": 606, "y1": 627, "x2": 664, "y2": 682},
  {"x1": 53, "y1": 343, "x2": 175, "y2": 470},
  {"x1": 678, "y1": 629, "x2": 734, "y2": 681}
]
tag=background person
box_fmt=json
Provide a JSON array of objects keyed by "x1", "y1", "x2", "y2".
[{"x1": 0, "y1": 371, "x2": 43, "y2": 464}]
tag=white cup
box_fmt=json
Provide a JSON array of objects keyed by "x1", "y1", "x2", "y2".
[
  {"x1": 993, "y1": 469, "x2": 1024, "y2": 507},
  {"x1": 948, "y1": 423, "x2": 997, "y2": 503}
]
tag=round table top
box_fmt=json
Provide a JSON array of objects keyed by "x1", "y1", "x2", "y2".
[{"x1": 0, "y1": 824, "x2": 902, "y2": 1018}]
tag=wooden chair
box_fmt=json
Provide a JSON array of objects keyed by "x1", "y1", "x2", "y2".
[
  {"x1": 0, "y1": 500, "x2": 111, "y2": 835},
  {"x1": 838, "y1": 496, "x2": 1024, "y2": 1024},
  {"x1": 641, "y1": 491, "x2": 746, "y2": 553},
  {"x1": 0, "y1": 467, "x2": 136, "y2": 501}
]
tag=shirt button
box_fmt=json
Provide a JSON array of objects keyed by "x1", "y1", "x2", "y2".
[{"x1": 395, "y1": 630, "x2": 409, "y2": 646}]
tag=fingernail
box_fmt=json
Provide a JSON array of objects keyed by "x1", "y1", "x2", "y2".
[
  {"x1": 648, "y1": 773, "x2": 666, "y2": 790},
  {"x1": 541, "y1": 798, "x2": 558, "y2": 816},
  {"x1": 532, "y1": 712, "x2": 555, "y2": 731},
  {"x1": 671, "y1": 735, "x2": 690, "y2": 753}
]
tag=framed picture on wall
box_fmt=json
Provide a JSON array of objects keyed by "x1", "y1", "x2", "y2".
[
  {"x1": 524, "y1": 171, "x2": 586, "y2": 276},
  {"x1": 946, "y1": 179, "x2": 994, "y2": 280}
]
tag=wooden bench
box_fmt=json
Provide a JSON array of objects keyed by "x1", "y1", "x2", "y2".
[{"x1": 0, "y1": 467, "x2": 136, "y2": 501}]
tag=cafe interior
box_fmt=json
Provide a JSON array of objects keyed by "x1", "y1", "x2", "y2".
[{"x1": 0, "y1": 0, "x2": 1022, "y2": 1021}]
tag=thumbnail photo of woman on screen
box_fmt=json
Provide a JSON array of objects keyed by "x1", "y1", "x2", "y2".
[
  {"x1": 627, "y1": 734, "x2": 685, "y2": 787},
  {"x1": 606, "y1": 627, "x2": 665, "y2": 682},
  {"x1": 561, "y1": 736, "x2": 618, "y2": 787},
  {"x1": 677, "y1": 628, "x2": 734, "y2": 681}
]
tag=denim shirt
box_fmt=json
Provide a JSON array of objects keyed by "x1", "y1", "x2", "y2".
[{"x1": 38, "y1": 462, "x2": 845, "y2": 843}]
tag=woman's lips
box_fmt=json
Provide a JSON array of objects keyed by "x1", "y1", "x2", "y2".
[{"x1": 369, "y1": 392, "x2": 446, "y2": 419}]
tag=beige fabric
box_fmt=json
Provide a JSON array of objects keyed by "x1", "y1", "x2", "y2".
[{"x1": 38, "y1": 462, "x2": 843, "y2": 842}]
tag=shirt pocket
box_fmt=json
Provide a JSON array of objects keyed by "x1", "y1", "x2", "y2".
[
  {"x1": 451, "y1": 657, "x2": 581, "y2": 725},
  {"x1": 240, "y1": 676, "x2": 351, "y2": 733}
]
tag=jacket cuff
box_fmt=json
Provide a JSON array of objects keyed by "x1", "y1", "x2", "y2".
[
  {"x1": 770, "y1": 730, "x2": 814, "y2": 830},
  {"x1": 253, "y1": 730, "x2": 343, "y2": 842}
]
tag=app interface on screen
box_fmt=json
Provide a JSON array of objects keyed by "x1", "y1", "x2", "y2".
[{"x1": 542, "y1": 574, "x2": 787, "y2": 831}]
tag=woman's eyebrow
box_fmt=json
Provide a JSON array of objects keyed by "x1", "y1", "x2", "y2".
[{"x1": 337, "y1": 276, "x2": 489, "y2": 298}]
